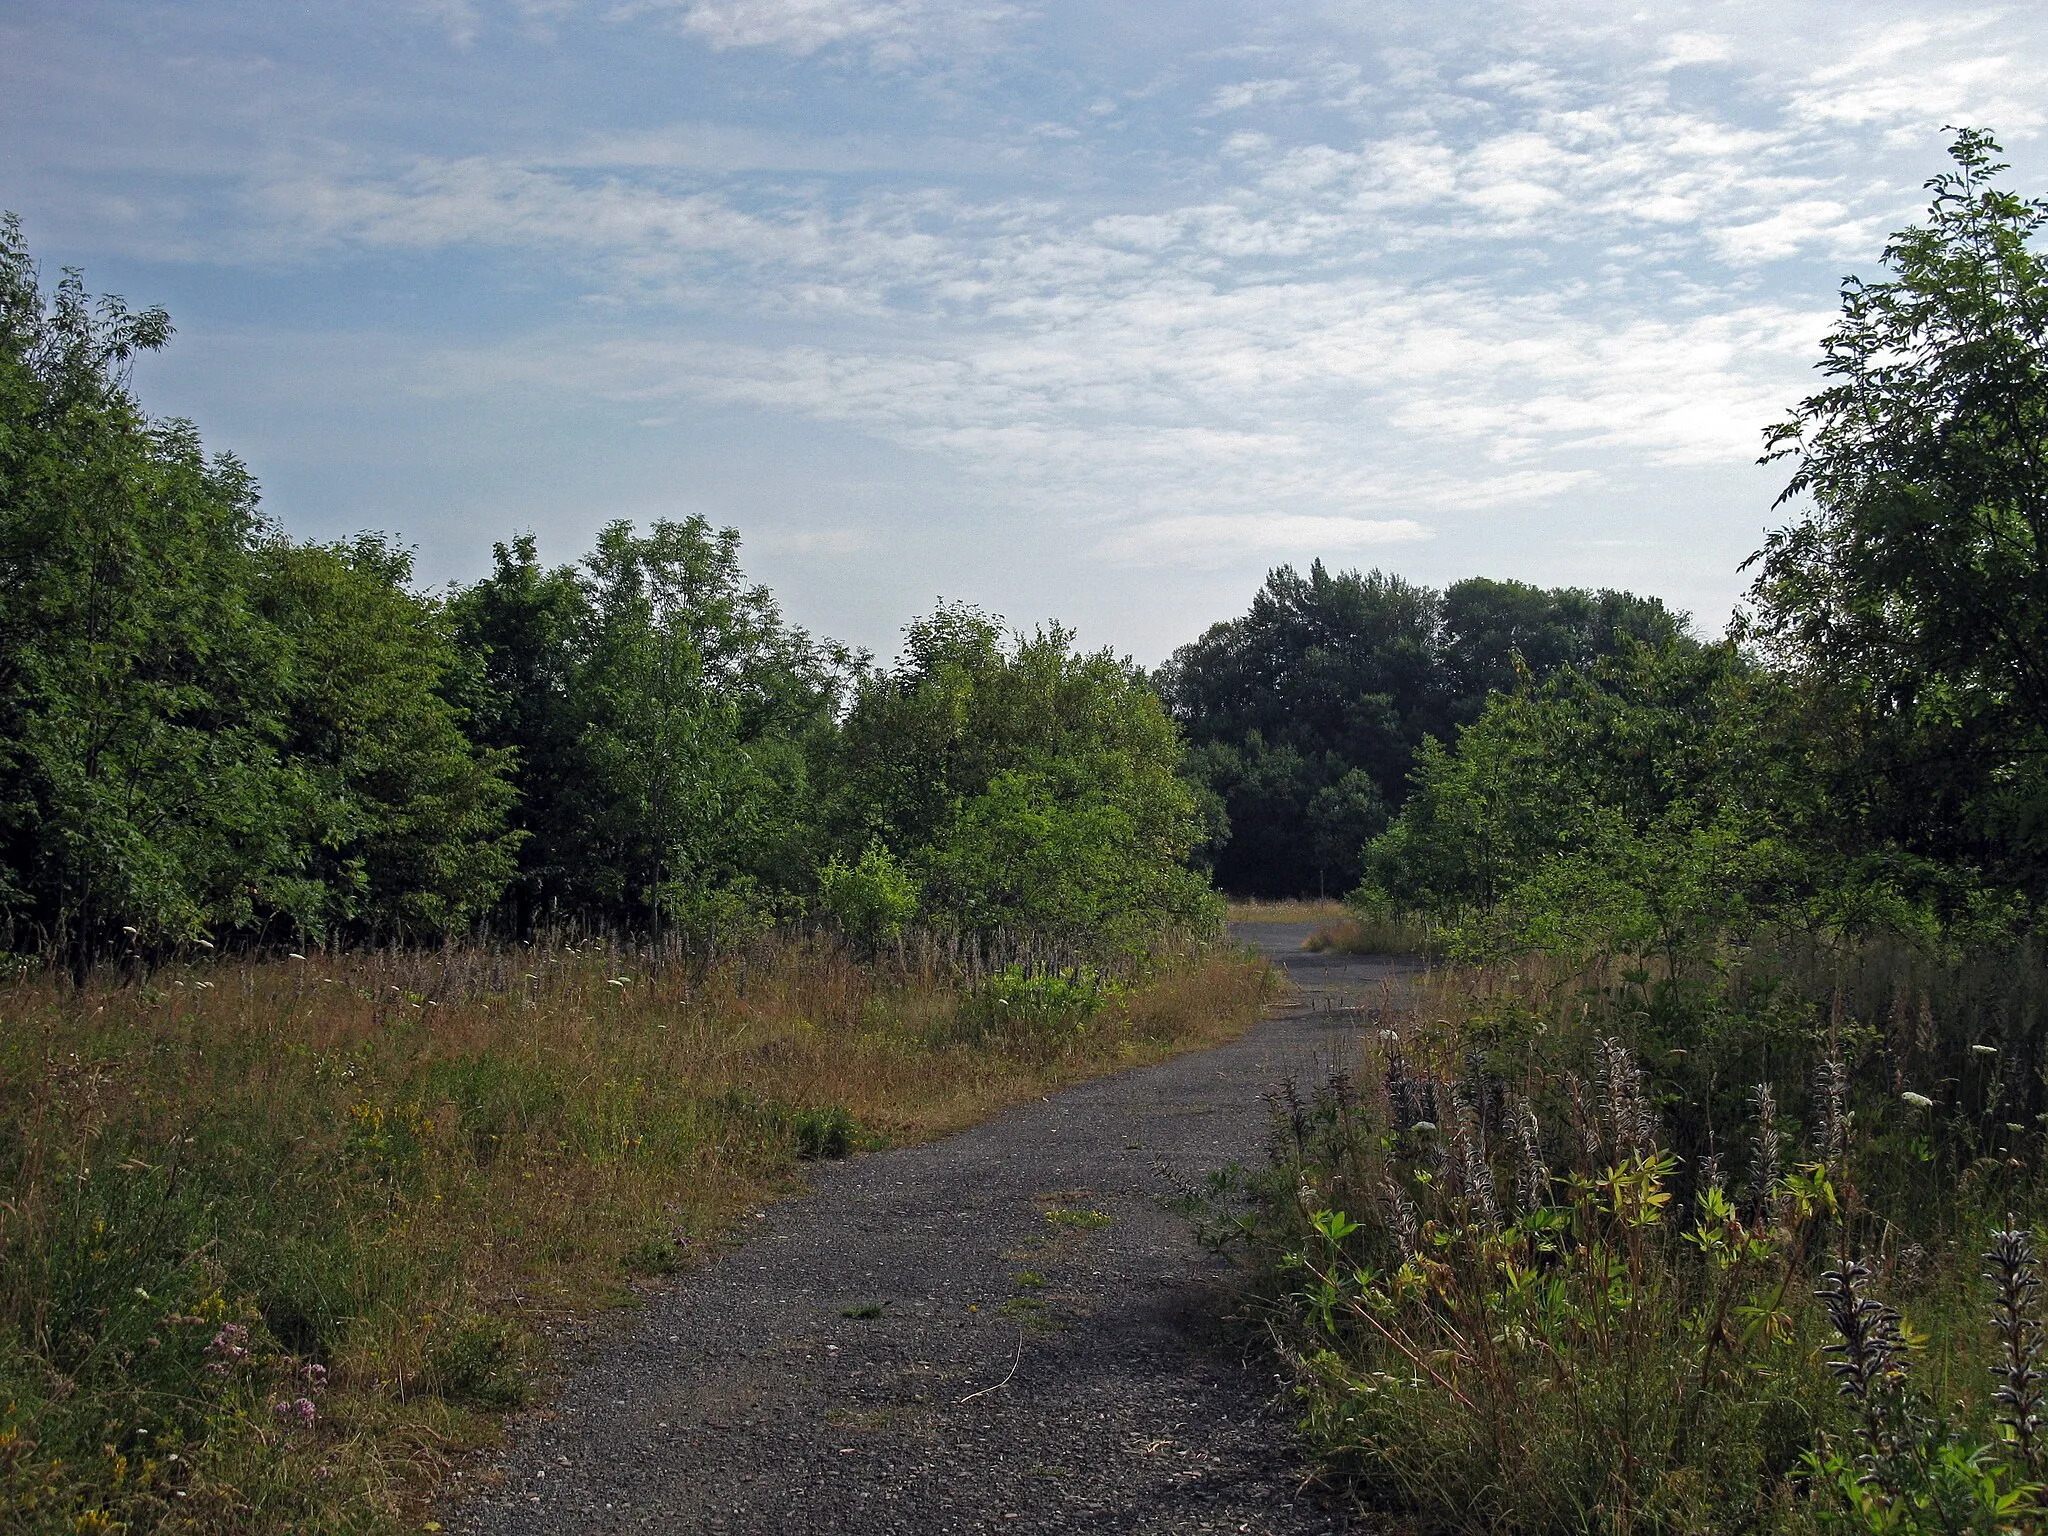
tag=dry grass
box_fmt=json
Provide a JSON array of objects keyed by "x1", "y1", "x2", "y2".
[
  {"x1": 0, "y1": 933, "x2": 1273, "y2": 1535},
  {"x1": 1224, "y1": 898, "x2": 1351, "y2": 924},
  {"x1": 1300, "y1": 914, "x2": 1437, "y2": 958}
]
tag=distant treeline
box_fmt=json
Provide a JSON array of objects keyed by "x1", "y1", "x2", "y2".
[
  {"x1": 1158, "y1": 564, "x2": 1682, "y2": 897},
  {"x1": 0, "y1": 215, "x2": 1213, "y2": 971}
]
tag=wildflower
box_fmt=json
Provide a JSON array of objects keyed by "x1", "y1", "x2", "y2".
[
  {"x1": 1818, "y1": 1260, "x2": 1911, "y2": 1461},
  {"x1": 1975, "y1": 1044, "x2": 2000, "y2": 1057},
  {"x1": 1900, "y1": 1091, "x2": 1934, "y2": 1110},
  {"x1": 1597, "y1": 1039, "x2": 1657, "y2": 1159},
  {"x1": 302, "y1": 1363, "x2": 328, "y2": 1391},
  {"x1": 1511, "y1": 1096, "x2": 1549, "y2": 1212},
  {"x1": 1749, "y1": 1082, "x2": 1783, "y2": 1224},
  {"x1": 1813, "y1": 1058, "x2": 1851, "y2": 1169},
  {"x1": 204, "y1": 1323, "x2": 250, "y2": 1376},
  {"x1": 1381, "y1": 1177, "x2": 1420, "y2": 1259},
  {"x1": 1985, "y1": 1228, "x2": 2044, "y2": 1477},
  {"x1": 1453, "y1": 1098, "x2": 1500, "y2": 1231},
  {"x1": 272, "y1": 1397, "x2": 317, "y2": 1430}
]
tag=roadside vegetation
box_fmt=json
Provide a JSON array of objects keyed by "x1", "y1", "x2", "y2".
[
  {"x1": 2, "y1": 934, "x2": 1268, "y2": 1533},
  {"x1": 1197, "y1": 132, "x2": 2048, "y2": 1534},
  {"x1": 0, "y1": 207, "x2": 1250, "y2": 1534}
]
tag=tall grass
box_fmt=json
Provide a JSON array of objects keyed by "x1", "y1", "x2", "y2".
[
  {"x1": 0, "y1": 931, "x2": 1272, "y2": 1535},
  {"x1": 1225, "y1": 898, "x2": 1353, "y2": 924},
  {"x1": 1205, "y1": 932, "x2": 2048, "y2": 1534}
]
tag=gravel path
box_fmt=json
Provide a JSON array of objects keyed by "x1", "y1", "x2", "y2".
[{"x1": 453, "y1": 927, "x2": 1411, "y2": 1535}]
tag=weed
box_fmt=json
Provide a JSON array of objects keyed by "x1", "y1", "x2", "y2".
[
  {"x1": 839, "y1": 1302, "x2": 885, "y2": 1320},
  {"x1": 792, "y1": 1105, "x2": 858, "y2": 1160},
  {"x1": 1212, "y1": 934, "x2": 2048, "y2": 1534},
  {"x1": 0, "y1": 931, "x2": 1269, "y2": 1535}
]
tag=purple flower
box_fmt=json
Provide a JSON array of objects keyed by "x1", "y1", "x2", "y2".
[
  {"x1": 301, "y1": 1363, "x2": 328, "y2": 1391},
  {"x1": 205, "y1": 1324, "x2": 251, "y2": 1376},
  {"x1": 271, "y1": 1396, "x2": 318, "y2": 1430}
]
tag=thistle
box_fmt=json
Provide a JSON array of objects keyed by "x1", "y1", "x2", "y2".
[
  {"x1": 1986, "y1": 1227, "x2": 2045, "y2": 1478},
  {"x1": 1564, "y1": 1071, "x2": 1602, "y2": 1174},
  {"x1": 1385, "y1": 1045, "x2": 1421, "y2": 1132},
  {"x1": 1818, "y1": 1260, "x2": 1911, "y2": 1463},
  {"x1": 1382, "y1": 1176, "x2": 1420, "y2": 1258},
  {"x1": 1512, "y1": 1096, "x2": 1550, "y2": 1212},
  {"x1": 1454, "y1": 1097, "x2": 1501, "y2": 1231},
  {"x1": 1598, "y1": 1037, "x2": 1657, "y2": 1159},
  {"x1": 1750, "y1": 1082, "x2": 1783, "y2": 1224},
  {"x1": 1698, "y1": 1149, "x2": 1725, "y2": 1198},
  {"x1": 1812, "y1": 1056, "x2": 1850, "y2": 1173}
]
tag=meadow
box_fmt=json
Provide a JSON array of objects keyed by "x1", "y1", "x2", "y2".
[{"x1": 0, "y1": 933, "x2": 1270, "y2": 1534}]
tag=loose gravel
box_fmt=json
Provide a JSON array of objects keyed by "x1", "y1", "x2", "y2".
[{"x1": 453, "y1": 927, "x2": 1409, "y2": 1535}]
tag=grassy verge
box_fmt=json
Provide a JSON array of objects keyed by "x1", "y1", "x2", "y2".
[
  {"x1": 1, "y1": 933, "x2": 1272, "y2": 1535},
  {"x1": 1224, "y1": 898, "x2": 1352, "y2": 924},
  {"x1": 1298, "y1": 913, "x2": 1438, "y2": 958},
  {"x1": 1200, "y1": 934, "x2": 2048, "y2": 1534}
]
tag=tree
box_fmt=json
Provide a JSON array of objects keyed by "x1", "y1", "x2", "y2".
[
  {"x1": 1748, "y1": 129, "x2": 2048, "y2": 889},
  {"x1": 451, "y1": 518, "x2": 848, "y2": 937},
  {"x1": 0, "y1": 215, "x2": 299, "y2": 968},
  {"x1": 1161, "y1": 562, "x2": 1682, "y2": 896},
  {"x1": 1361, "y1": 642, "x2": 1821, "y2": 963},
  {"x1": 254, "y1": 535, "x2": 520, "y2": 939},
  {"x1": 827, "y1": 608, "x2": 1217, "y2": 948}
]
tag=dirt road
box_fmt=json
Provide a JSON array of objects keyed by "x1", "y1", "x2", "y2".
[{"x1": 453, "y1": 928, "x2": 1409, "y2": 1534}]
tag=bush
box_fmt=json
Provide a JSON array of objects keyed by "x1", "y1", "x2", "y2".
[
  {"x1": 816, "y1": 843, "x2": 919, "y2": 950},
  {"x1": 1202, "y1": 942, "x2": 2048, "y2": 1535}
]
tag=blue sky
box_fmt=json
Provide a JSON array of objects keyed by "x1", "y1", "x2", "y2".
[{"x1": 5, "y1": 1, "x2": 2045, "y2": 662}]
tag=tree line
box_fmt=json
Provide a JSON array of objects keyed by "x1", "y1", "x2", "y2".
[
  {"x1": 1158, "y1": 564, "x2": 1682, "y2": 897},
  {"x1": 1352, "y1": 130, "x2": 2048, "y2": 953},
  {"x1": 0, "y1": 213, "x2": 1212, "y2": 971},
  {"x1": 9, "y1": 127, "x2": 2046, "y2": 969}
]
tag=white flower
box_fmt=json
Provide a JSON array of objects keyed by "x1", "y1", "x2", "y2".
[{"x1": 1901, "y1": 1092, "x2": 1934, "y2": 1109}]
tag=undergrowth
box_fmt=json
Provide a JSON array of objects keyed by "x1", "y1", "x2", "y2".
[
  {"x1": 1198, "y1": 935, "x2": 2048, "y2": 1535},
  {"x1": 0, "y1": 931, "x2": 1272, "y2": 1534}
]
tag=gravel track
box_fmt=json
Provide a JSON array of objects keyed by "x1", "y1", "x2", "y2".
[{"x1": 452, "y1": 927, "x2": 1409, "y2": 1535}]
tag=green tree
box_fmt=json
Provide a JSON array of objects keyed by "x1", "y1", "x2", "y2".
[
  {"x1": 1161, "y1": 562, "x2": 1682, "y2": 896},
  {"x1": 452, "y1": 518, "x2": 847, "y2": 938},
  {"x1": 0, "y1": 215, "x2": 297, "y2": 969},
  {"x1": 829, "y1": 608, "x2": 1218, "y2": 948},
  {"x1": 253, "y1": 535, "x2": 520, "y2": 939},
  {"x1": 1362, "y1": 642, "x2": 1820, "y2": 964},
  {"x1": 1748, "y1": 129, "x2": 2048, "y2": 892}
]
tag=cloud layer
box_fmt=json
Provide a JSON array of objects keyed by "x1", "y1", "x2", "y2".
[{"x1": 6, "y1": 0, "x2": 2046, "y2": 645}]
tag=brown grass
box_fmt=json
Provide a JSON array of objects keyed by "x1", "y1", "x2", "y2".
[
  {"x1": 0, "y1": 933, "x2": 1273, "y2": 1535},
  {"x1": 1300, "y1": 913, "x2": 1437, "y2": 958},
  {"x1": 1224, "y1": 897, "x2": 1352, "y2": 924}
]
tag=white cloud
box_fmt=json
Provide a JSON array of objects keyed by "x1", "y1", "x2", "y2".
[
  {"x1": 25, "y1": 0, "x2": 2048, "y2": 589},
  {"x1": 619, "y1": 0, "x2": 1023, "y2": 64}
]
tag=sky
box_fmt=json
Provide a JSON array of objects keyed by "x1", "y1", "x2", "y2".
[{"x1": 4, "y1": 1, "x2": 2046, "y2": 664}]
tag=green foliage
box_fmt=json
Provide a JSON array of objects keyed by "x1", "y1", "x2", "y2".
[
  {"x1": 1750, "y1": 129, "x2": 2048, "y2": 898},
  {"x1": 450, "y1": 519, "x2": 847, "y2": 940},
  {"x1": 791, "y1": 1104, "x2": 859, "y2": 1160},
  {"x1": 1361, "y1": 640, "x2": 1830, "y2": 962},
  {"x1": 816, "y1": 842, "x2": 919, "y2": 950},
  {"x1": 255, "y1": 535, "x2": 521, "y2": 939},
  {"x1": 0, "y1": 218, "x2": 521, "y2": 960},
  {"x1": 831, "y1": 607, "x2": 1221, "y2": 950},
  {"x1": 951, "y1": 961, "x2": 1124, "y2": 1047},
  {"x1": 1163, "y1": 562, "x2": 1684, "y2": 897}
]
